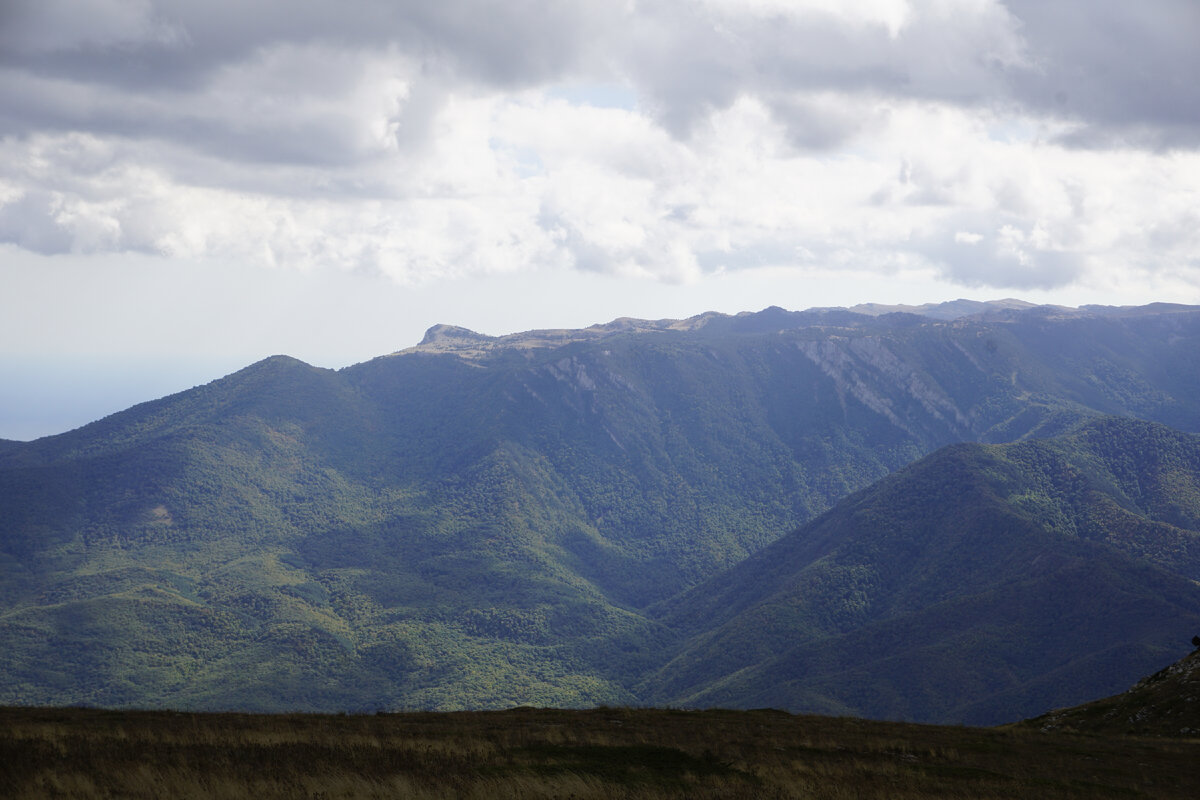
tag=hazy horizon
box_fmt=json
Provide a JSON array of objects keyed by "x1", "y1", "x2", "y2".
[
  {"x1": 3, "y1": 1, "x2": 1198, "y2": 438},
  {"x1": 1, "y1": 295, "x2": 1184, "y2": 441}
]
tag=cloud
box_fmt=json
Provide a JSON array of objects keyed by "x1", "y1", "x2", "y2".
[
  {"x1": 931, "y1": 222, "x2": 1086, "y2": 290},
  {"x1": 0, "y1": 0, "x2": 614, "y2": 94},
  {"x1": 1003, "y1": 0, "x2": 1200, "y2": 149},
  {"x1": 0, "y1": 190, "x2": 77, "y2": 254},
  {"x1": 0, "y1": 0, "x2": 187, "y2": 55},
  {"x1": 0, "y1": 0, "x2": 1197, "y2": 299},
  {"x1": 623, "y1": 0, "x2": 1030, "y2": 140}
]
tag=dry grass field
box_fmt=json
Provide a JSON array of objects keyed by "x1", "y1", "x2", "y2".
[{"x1": 2, "y1": 705, "x2": 1197, "y2": 799}]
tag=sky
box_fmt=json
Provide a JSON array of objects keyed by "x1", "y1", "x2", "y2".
[{"x1": 2, "y1": 0, "x2": 1199, "y2": 440}]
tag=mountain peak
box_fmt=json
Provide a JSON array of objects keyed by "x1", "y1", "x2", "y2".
[{"x1": 419, "y1": 324, "x2": 494, "y2": 346}]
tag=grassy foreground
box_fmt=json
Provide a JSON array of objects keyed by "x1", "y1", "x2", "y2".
[{"x1": 2, "y1": 706, "x2": 1198, "y2": 799}]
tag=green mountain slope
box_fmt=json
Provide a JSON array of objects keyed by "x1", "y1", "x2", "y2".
[
  {"x1": 2, "y1": 303, "x2": 1200, "y2": 713},
  {"x1": 1025, "y1": 646, "x2": 1200, "y2": 737},
  {"x1": 643, "y1": 417, "x2": 1200, "y2": 724}
]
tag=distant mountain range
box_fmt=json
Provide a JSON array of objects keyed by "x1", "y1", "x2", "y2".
[{"x1": 2, "y1": 300, "x2": 1199, "y2": 722}]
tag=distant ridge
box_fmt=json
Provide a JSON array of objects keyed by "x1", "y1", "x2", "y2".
[
  {"x1": 403, "y1": 299, "x2": 1200, "y2": 357},
  {"x1": 847, "y1": 298, "x2": 1045, "y2": 318}
]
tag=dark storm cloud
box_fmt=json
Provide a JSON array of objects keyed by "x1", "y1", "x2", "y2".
[
  {"x1": 619, "y1": 0, "x2": 1026, "y2": 141},
  {"x1": 0, "y1": 0, "x2": 616, "y2": 169},
  {"x1": 2, "y1": 0, "x2": 1195, "y2": 163},
  {"x1": 622, "y1": 0, "x2": 1200, "y2": 149},
  {"x1": 1002, "y1": 0, "x2": 1200, "y2": 149},
  {"x1": 0, "y1": 0, "x2": 605, "y2": 90}
]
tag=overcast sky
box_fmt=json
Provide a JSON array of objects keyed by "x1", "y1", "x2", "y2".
[{"x1": 2, "y1": 0, "x2": 1199, "y2": 439}]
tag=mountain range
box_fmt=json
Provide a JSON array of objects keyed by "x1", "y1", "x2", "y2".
[{"x1": 2, "y1": 299, "x2": 1199, "y2": 723}]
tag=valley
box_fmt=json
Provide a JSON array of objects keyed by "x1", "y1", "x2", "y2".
[{"x1": 2, "y1": 301, "x2": 1200, "y2": 722}]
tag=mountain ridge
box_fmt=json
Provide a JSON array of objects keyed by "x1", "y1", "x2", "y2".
[
  {"x1": 398, "y1": 299, "x2": 1200, "y2": 359},
  {"x1": 3, "y1": 303, "x2": 1200, "y2": 718},
  {"x1": 640, "y1": 416, "x2": 1200, "y2": 723}
]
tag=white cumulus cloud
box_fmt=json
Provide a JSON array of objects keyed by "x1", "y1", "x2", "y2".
[{"x1": 0, "y1": 0, "x2": 1197, "y2": 297}]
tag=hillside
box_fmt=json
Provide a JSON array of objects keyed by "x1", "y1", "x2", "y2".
[
  {"x1": 3, "y1": 704, "x2": 1199, "y2": 800},
  {"x1": 643, "y1": 417, "x2": 1200, "y2": 724},
  {"x1": 2, "y1": 302, "x2": 1200, "y2": 714},
  {"x1": 1026, "y1": 647, "x2": 1200, "y2": 737}
]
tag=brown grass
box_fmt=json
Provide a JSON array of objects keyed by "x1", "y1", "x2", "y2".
[{"x1": 1, "y1": 705, "x2": 1197, "y2": 799}]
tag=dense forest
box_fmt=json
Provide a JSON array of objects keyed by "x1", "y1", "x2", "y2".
[{"x1": 2, "y1": 302, "x2": 1200, "y2": 722}]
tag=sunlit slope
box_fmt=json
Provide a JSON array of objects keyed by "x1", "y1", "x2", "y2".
[
  {"x1": 644, "y1": 417, "x2": 1200, "y2": 724},
  {"x1": 2, "y1": 305, "x2": 1200, "y2": 712}
]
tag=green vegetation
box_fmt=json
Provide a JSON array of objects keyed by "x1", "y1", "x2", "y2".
[
  {"x1": 1023, "y1": 648, "x2": 1200, "y2": 737},
  {"x1": 3, "y1": 704, "x2": 1198, "y2": 799},
  {"x1": 3, "y1": 305, "x2": 1200, "y2": 719},
  {"x1": 644, "y1": 417, "x2": 1200, "y2": 723}
]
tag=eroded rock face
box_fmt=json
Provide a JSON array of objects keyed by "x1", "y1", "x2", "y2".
[
  {"x1": 794, "y1": 336, "x2": 972, "y2": 437},
  {"x1": 796, "y1": 333, "x2": 984, "y2": 443}
]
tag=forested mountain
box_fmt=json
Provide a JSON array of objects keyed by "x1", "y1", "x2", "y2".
[
  {"x1": 2, "y1": 301, "x2": 1200, "y2": 718},
  {"x1": 642, "y1": 416, "x2": 1200, "y2": 724},
  {"x1": 1025, "y1": 645, "x2": 1200, "y2": 737}
]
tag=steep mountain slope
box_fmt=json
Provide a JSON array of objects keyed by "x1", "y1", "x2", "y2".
[
  {"x1": 643, "y1": 417, "x2": 1200, "y2": 725},
  {"x1": 2, "y1": 303, "x2": 1200, "y2": 712},
  {"x1": 1026, "y1": 647, "x2": 1200, "y2": 737}
]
